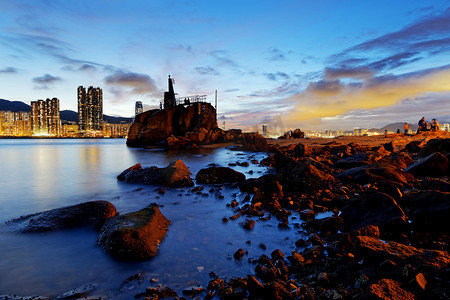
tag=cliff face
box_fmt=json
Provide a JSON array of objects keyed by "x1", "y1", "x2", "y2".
[{"x1": 127, "y1": 102, "x2": 218, "y2": 147}]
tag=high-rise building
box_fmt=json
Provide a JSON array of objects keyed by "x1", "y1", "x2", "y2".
[
  {"x1": 78, "y1": 86, "x2": 103, "y2": 131},
  {"x1": 30, "y1": 98, "x2": 60, "y2": 135},
  {"x1": 135, "y1": 101, "x2": 143, "y2": 116}
]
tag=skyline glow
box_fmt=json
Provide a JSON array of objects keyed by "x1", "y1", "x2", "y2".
[{"x1": 0, "y1": 0, "x2": 449, "y2": 130}]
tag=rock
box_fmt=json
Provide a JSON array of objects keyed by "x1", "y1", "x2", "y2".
[
  {"x1": 363, "y1": 278, "x2": 416, "y2": 300},
  {"x1": 182, "y1": 285, "x2": 205, "y2": 296},
  {"x1": 336, "y1": 164, "x2": 413, "y2": 187},
  {"x1": 354, "y1": 236, "x2": 450, "y2": 268},
  {"x1": 127, "y1": 102, "x2": 218, "y2": 147},
  {"x1": 241, "y1": 219, "x2": 255, "y2": 230},
  {"x1": 420, "y1": 138, "x2": 450, "y2": 156},
  {"x1": 234, "y1": 248, "x2": 245, "y2": 259},
  {"x1": 196, "y1": 166, "x2": 246, "y2": 184},
  {"x1": 401, "y1": 190, "x2": 450, "y2": 232},
  {"x1": 404, "y1": 152, "x2": 448, "y2": 177},
  {"x1": 292, "y1": 128, "x2": 305, "y2": 139},
  {"x1": 97, "y1": 204, "x2": 170, "y2": 260},
  {"x1": 241, "y1": 132, "x2": 269, "y2": 151},
  {"x1": 378, "y1": 152, "x2": 414, "y2": 170},
  {"x1": 56, "y1": 283, "x2": 96, "y2": 299},
  {"x1": 117, "y1": 159, "x2": 194, "y2": 187},
  {"x1": 274, "y1": 149, "x2": 336, "y2": 192},
  {"x1": 263, "y1": 282, "x2": 293, "y2": 300},
  {"x1": 7, "y1": 201, "x2": 118, "y2": 232},
  {"x1": 141, "y1": 284, "x2": 178, "y2": 298},
  {"x1": 340, "y1": 193, "x2": 409, "y2": 234},
  {"x1": 293, "y1": 143, "x2": 311, "y2": 157},
  {"x1": 404, "y1": 141, "x2": 426, "y2": 153},
  {"x1": 239, "y1": 174, "x2": 278, "y2": 193}
]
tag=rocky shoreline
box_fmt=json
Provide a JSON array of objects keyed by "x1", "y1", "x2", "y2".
[{"x1": 3, "y1": 131, "x2": 449, "y2": 299}]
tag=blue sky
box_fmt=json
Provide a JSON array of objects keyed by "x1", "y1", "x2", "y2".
[{"x1": 0, "y1": 0, "x2": 449, "y2": 131}]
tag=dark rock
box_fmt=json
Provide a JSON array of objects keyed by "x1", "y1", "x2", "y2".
[
  {"x1": 196, "y1": 166, "x2": 246, "y2": 184},
  {"x1": 401, "y1": 190, "x2": 450, "y2": 232},
  {"x1": 182, "y1": 285, "x2": 205, "y2": 295},
  {"x1": 239, "y1": 174, "x2": 278, "y2": 193},
  {"x1": 97, "y1": 204, "x2": 170, "y2": 260},
  {"x1": 420, "y1": 138, "x2": 450, "y2": 156},
  {"x1": 293, "y1": 143, "x2": 311, "y2": 157},
  {"x1": 234, "y1": 248, "x2": 245, "y2": 259},
  {"x1": 8, "y1": 201, "x2": 118, "y2": 232},
  {"x1": 241, "y1": 219, "x2": 255, "y2": 230},
  {"x1": 142, "y1": 284, "x2": 178, "y2": 298},
  {"x1": 404, "y1": 152, "x2": 448, "y2": 177},
  {"x1": 241, "y1": 132, "x2": 269, "y2": 151},
  {"x1": 378, "y1": 152, "x2": 414, "y2": 170},
  {"x1": 117, "y1": 159, "x2": 194, "y2": 187},
  {"x1": 127, "y1": 102, "x2": 218, "y2": 147},
  {"x1": 419, "y1": 178, "x2": 450, "y2": 192},
  {"x1": 271, "y1": 249, "x2": 285, "y2": 261},
  {"x1": 363, "y1": 278, "x2": 416, "y2": 300},
  {"x1": 336, "y1": 164, "x2": 413, "y2": 187},
  {"x1": 263, "y1": 282, "x2": 293, "y2": 300},
  {"x1": 404, "y1": 141, "x2": 426, "y2": 153},
  {"x1": 340, "y1": 193, "x2": 409, "y2": 234},
  {"x1": 354, "y1": 236, "x2": 450, "y2": 268}
]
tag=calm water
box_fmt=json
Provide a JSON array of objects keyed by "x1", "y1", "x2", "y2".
[{"x1": 0, "y1": 139, "x2": 306, "y2": 298}]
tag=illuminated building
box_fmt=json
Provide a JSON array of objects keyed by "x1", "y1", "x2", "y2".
[
  {"x1": 103, "y1": 122, "x2": 131, "y2": 138},
  {"x1": 135, "y1": 101, "x2": 143, "y2": 116},
  {"x1": 78, "y1": 86, "x2": 103, "y2": 131},
  {"x1": 30, "y1": 98, "x2": 61, "y2": 136},
  {"x1": 0, "y1": 111, "x2": 31, "y2": 136}
]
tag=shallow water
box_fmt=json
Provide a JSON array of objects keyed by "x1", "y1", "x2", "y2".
[{"x1": 0, "y1": 139, "x2": 305, "y2": 298}]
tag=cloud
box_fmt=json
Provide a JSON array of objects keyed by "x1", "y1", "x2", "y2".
[
  {"x1": 104, "y1": 70, "x2": 160, "y2": 96},
  {"x1": 196, "y1": 66, "x2": 219, "y2": 75},
  {"x1": 0, "y1": 67, "x2": 17, "y2": 73},
  {"x1": 32, "y1": 73, "x2": 62, "y2": 89},
  {"x1": 210, "y1": 50, "x2": 239, "y2": 68},
  {"x1": 324, "y1": 66, "x2": 373, "y2": 80},
  {"x1": 286, "y1": 65, "x2": 450, "y2": 124},
  {"x1": 266, "y1": 48, "x2": 292, "y2": 61},
  {"x1": 265, "y1": 72, "x2": 290, "y2": 81}
]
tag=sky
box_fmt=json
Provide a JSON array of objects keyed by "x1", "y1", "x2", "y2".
[{"x1": 0, "y1": 0, "x2": 449, "y2": 131}]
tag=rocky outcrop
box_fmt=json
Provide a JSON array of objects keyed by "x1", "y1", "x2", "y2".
[
  {"x1": 127, "y1": 103, "x2": 218, "y2": 147},
  {"x1": 7, "y1": 201, "x2": 118, "y2": 232},
  {"x1": 404, "y1": 152, "x2": 448, "y2": 177},
  {"x1": 117, "y1": 159, "x2": 194, "y2": 187},
  {"x1": 195, "y1": 166, "x2": 246, "y2": 184},
  {"x1": 97, "y1": 204, "x2": 170, "y2": 260},
  {"x1": 336, "y1": 163, "x2": 413, "y2": 187},
  {"x1": 241, "y1": 132, "x2": 269, "y2": 151}
]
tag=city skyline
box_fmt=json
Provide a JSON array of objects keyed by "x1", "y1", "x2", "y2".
[{"x1": 0, "y1": 1, "x2": 449, "y2": 130}]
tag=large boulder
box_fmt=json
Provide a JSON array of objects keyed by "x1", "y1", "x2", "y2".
[
  {"x1": 196, "y1": 166, "x2": 246, "y2": 184},
  {"x1": 241, "y1": 132, "x2": 269, "y2": 151},
  {"x1": 273, "y1": 149, "x2": 336, "y2": 192},
  {"x1": 420, "y1": 138, "x2": 450, "y2": 156},
  {"x1": 8, "y1": 201, "x2": 118, "y2": 232},
  {"x1": 363, "y1": 279, "x2": 416, "y2": 300},
  {"x1": 403, "y1": 152, "x2": 448, "y2": 177},
  {"x1": 127, "y1": 103, "x2": 218, "y2": 147},
  {"x1": 354, "y1": 236, "x2": 450, "y2": 269},
  {"x1": 117, "y1": 160, "x2": 194, "y2": 187},
  {"x1": 97, "y1": 204, "x2": 170, "y2": 260},
  {"x1": 401, "y1": 190, "x2": 450, "y2": 232},
  {"x1": 340, "y1": 193, "x2": 409, "y2": 234},
  {"x1": 336, "y1": 163, "x2": 413, "y2": 187}
]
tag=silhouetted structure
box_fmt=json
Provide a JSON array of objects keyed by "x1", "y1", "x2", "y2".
[
  {"x1": 163, "y1": 74, "x2": 176, "y2": 109},
  {"x1": 78, "y1": 86, "x2": 103, "y2": 131},
  {"x1": 135, "y1": 101, "x2": 143, "y2": 116}
]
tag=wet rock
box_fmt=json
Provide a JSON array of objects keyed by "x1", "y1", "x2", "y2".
[
  {"x1": 401, "y1": 190, "x2": 450, "y2": 232},
  {"x1": 56, "y1": 283, "x2": 96, "y2": 299},
  {"x1": 363, "y1": 278, "x2": 416, "y2": 300},
  {"x1": 117, "y1": 159, "x2": 194, "y2": 187},
  {"x1": 8, "y1": 201, "x2": 118, "y2": 232},
  {"x1": 263, "y1": 281, "x2": 293, "y2": 300},
  {"x1": 182, "y1": 285, "x2": 205, "y2": 295},
  {"x1": 404, "y1": 152, "x2": 448, "y2": 177},
  {"x1": 241, "y1": 132, "x2": 269, "y2": 151},
  {"x1": 97, "y1": 204, "x2": 170, "y2": 260},
  {"x1": 340, "y1": 193, "x2": 409, "y2": 234},
  {"x1": 196, "y1": 166, "x2": 246, "y2": 184},
  {"x1": 139, "y1": 284, "x2": 178, "y2": 298},
  {"x1": 354, "y1": 236, "x2": 450, "y2": 268},
  {"x1": 240, "y1": 219, "x2": 255, "y2": 230},
  {"x1": 239, "y1": 174, "x2": 278, "y2": 193},
  {"x1": 271, "y1": 249, "x2": 285, "y2": 261},
  {"x1": 234, "y1": 248, "x2": 245, "y2": 259}
]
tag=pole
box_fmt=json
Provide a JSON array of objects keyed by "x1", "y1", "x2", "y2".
[{"x1": 215, "y1": 90, "x2": 218, "y2": 121}]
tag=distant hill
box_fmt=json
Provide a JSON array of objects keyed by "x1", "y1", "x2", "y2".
[
  {"x1": 0, "y1": 99, "x2": 133, "y2": 124},
  {"x1": 0, "y1": 99, "x2": 31, "y2": 112}
]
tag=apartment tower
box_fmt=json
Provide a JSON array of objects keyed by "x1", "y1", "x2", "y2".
[{"x1": 78, "y1": 86, "x2": 103, "y2": 131}]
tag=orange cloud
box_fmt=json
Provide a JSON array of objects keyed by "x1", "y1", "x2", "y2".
[{"x1": 286, "y1": 65, "x2": 450, "y2": 125}]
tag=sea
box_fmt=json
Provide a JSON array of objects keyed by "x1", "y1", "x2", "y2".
[{"x1": 0, "y1": 139, "x2": 312, "y2": 299}]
